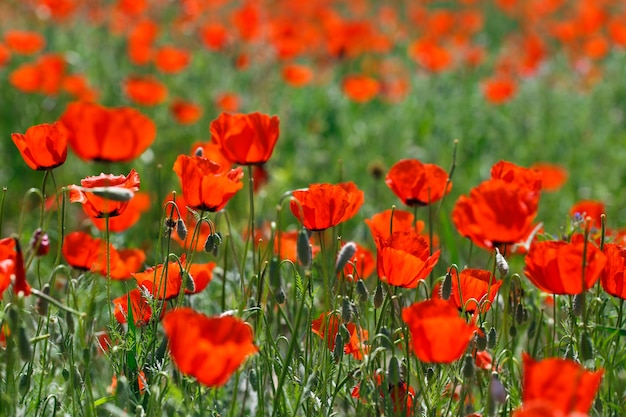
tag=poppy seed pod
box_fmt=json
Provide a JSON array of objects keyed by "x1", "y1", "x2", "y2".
[
  {"x1": 332, "y1": 333, "x2": 344, "y2": 363},
  {"x1": 374, "y1": 281, "x2": 384, "y2": 308},
  {"x1": 336, "y1": 241, "x2": 357, "y2": 274},
  {"x1": 388, "y1": 356, "x2": 401, "y2": 385},
  {"x1": 356, "y1": 279, "x2": 369, "y2": 303},
  {"x1": 462, "y1": 354, "x2": 475, "y2": 379}
]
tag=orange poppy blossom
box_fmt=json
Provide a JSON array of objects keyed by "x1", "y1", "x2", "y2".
[
  {"x1": 600, "y1": 243, "x2": 626, "y2": 300},
  {"x1": 170, "y1": 99, "x2": 202, "y2": 125},
  {"x1": 209, "y1": 112, "x2": 280, "y2": 165},
  {"x1": 11, "y1": 122, "x2": 68, "y2": 170},
  {"x1": 452, "y1": 178, "x2": 539, "y2": 250},
  {"x1": 481, "y1": 75, "x2": 517, "y2": 104},
  {"x1": 311, "y1": 312, "x2": 369, "y2": 360},
  {"x1": 523, "y1": 234, "x2": 606, "y2": 295},
  {"x1": 69, "y1": 169, "x2": 140, "y2": 218},
  {"x1": 4, "y1": 30, "x2": 46, "y2": 55},
  {"x1": 214, "y1": 92, "x2": 241, "y2": 113},
  {"x1": 173, "y1": 155, "x2": 244, "y2": 212},
  {"x1": 569, "y1": 200, "x2": 605, "y2": 229},
  {"x1": 408, "y1": 38, "x2": 453, "y2": 73},
  {"x1": 190, "y1": 141, "x2": 232, "y2": 168},
  {"x1": 365, "y1": 209, "x2": 426, "y2": 241},
  {"x1": 9, "y1": 53, "x2": 67, "y2": 95},
  {"x1": 61, "y1": 73, "x2": 99, "y2": 102},
  {"x1": 132, "y1": 255, "x2": 215, "y2": 300},
  {"x1": 290, "y1": 182, "x2": 364, "y2": 231},
  {"x1": 433, "y1": 268, "x2": 502, "y2": 314},
  {"x1": 113, "y1": 288, "x2": 157, "y2": 326},
  {"x1": 200, "y1": 22, "x2": 229, "y2": 51},
  {"x1": 62, "y1": 231, "x2": 144, "y2": 279},
  {"x1": 0, "y1": 237, "x2": 31, "y2": 296},
  {"x1": 530, "y1": 162, "x2": 568, "y2": 192},
  {"x1": 342, "y1": 74, "x2": 380, "y2": 103},
  {"x1": 402, "y1": 299, "x2": 478, "y2": 363},
  {"x1": 490, "y1": 160, "x2": 542, "y2": 212},
  {"x1": 123, "y1": 76, "x2": 168, "y2": 106},
  {"x1": 154, "y1": 45, "x2": 191, "y2": 74},
  {"x1": 375, "y1": 230, "x2": 440, "y2": 289},
  {"x1": 514, "y1": 353, "x2": 603, "y2": 416},
  {"x1": 385, "y1": 159, "x2": 451, "y2": 206},
  {"x1": 90, "y1": 192, "x2": 151, "y2": 232},
  {"x1": 127, "y1": 19, "x2": 158, "y2": 65},
  {"x1": 59, "y1": 101, "x2": 156, "y2": 162},
  {"x1": 162, "y1": 308, "x2": 258, "y2": 387},
  {"x1": 282, "y1": 64, "x2": 314, "y2": 87}
]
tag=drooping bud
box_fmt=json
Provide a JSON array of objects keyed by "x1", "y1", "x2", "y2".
[
  {"x1": 297, "y1": 229, "x2": 311, "y2": 268},
  {"x1": 509, "y1": 325, "x2": 517, "y2": 338},
  {"x1": 204, "y1": 233, "x2": 222, "y2": 254},
  {"x1": 440, "y1": 271, "x2": 452, "y2": 300},
  {"x1": 580, "y1": 332, "x2": 593, "y2": 361},
  {"x1": 475, "y1": 328, "x2": 487, "y2": 351},
  {"x1": 66, "y1": 310, "x2": 75, "y2": 335},
  {"x1": 332, "y1": 332, "x2": 344, "y2": 363},
  {"x1": 176, "y1": 219, "x2": 187, "y2": 241},
  {"x1": 487, "y1": 327, "x2": 497, "y2": 349},
  {"x1": 374, "y1": 281, "x2": 384, "y2": 309},
  {"x1": 356, "y1": 279, "x2": 369, "y2": 303},
  {"x1": 35, "y1": 284, "x2": 51, "y2": 316},
  {"x1": 462, "y1": 354, "x2": 474, "y2": 379},
  {"x1": 573, "y1": 293, "x2": 585, "y2": 317},
  {"x1": 515, "y1": 303, "x2": 525, "y2": 325},
  {"x1": 388, "y1": 356, "x2": 401, "y2": 385},
  {"x1": 183, "y1": 271, "x2": 195, "y2": 293},
  {"x1": 269, "y1": 257, "x2": 281, "y2": 289},
  {"x1": 341, "y1": 297, "x2": 352, "y2": 322},
  {"x1": 30, "y1": 228, "x2": 50, "y2": 256},
  {"x1": 495, "y1": 248, "x2": 509, "y2": 277},
  {"x1": 335, "y1": 242, "x2": 357, "y2": 274},
  {"x1": 273, "y1": 287, "x2": 286, "y2": 304},
  {"x1": 339, "y1": 324, "x2": 350, "y2": 342},
  {"x1": 426, "y1": 367, "x2": 435, "y2": 382}
]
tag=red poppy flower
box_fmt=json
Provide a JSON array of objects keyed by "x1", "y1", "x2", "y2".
[
  {"x1": 214, "y1": 92, "x2": 240, "y2": 113},
  {"x1": 513, "y1": 401, "x2": 590, "y2": 417},
  {"x1": 69, "y1": 170, "x2": 140, "y2": 218},
  {"x1": 531, "y1": 163, "x2": 568, "y2": 192},
  {"x1": 524, "y1": 234, "x2": 606, "y2": 294},
  {"x1": 282, "y1": 64, "x2": 313, "y2": 87},
  {"x1": 62, "y1": 74, "x2": 98, "y2": 102},
  {"x1": 90, "y1": 192, "x2": 150, "y2": 232},
  {"x1": 0, "y1": 237, "x2": 31, "y2": 296},
  {"x1": 210, "y1": 112, "x2": 280, "y2": 165},
  {"x1": 290, "y1": 182, "x2": 364, "y2": 231},
  {"x1": 342, "y1": 75, "x2": 380, "y2": 103},
  {"x1": 385, "y1": 159, "x2": 451, "y2": 206},
  {"x1": 402, "y1": 299, "x2": 477, "y2": 363},
  {"x1": 11, "y1": 123, "x2": 68, "y2": 170},
  {"x1": 173, "y1": 155, "x2": 244, "y2": 212},
  {"x1": 4, "y1": 30, "x2": 45, "y2": 55},
  {"x1": 190, "y1": 141, "x2": 232, "y2": 169},
  {"x1": 491, "y1": 161, "x2": 542, "y2": 211},
  {"x1": 266, "y1": 229, "x2": 319, "y2": 263},
  {"x1": 132, "y1": 255, "x2": 214, "y2": 300},
  {"x1": 9, "y1": 63, "x2": 41, "y2": 93},
  {"x1": 62, "y1": 231, "x2": 137, "y2": 279},
  {"x1": 601, "y1": 243, "x2": 626, "y2": 299},
  {"x1": 200, "y1": 23, "x2": 229, "y2": 51},
  {"x1": 375, "y1": 230, "x2": 440, "y2": 288},
  {"x1": 113, "y1": 288, "x2": 155, "y2": 326},
  {"x1": 155, "y1": 46, "x2": 191, "y2": 74},
  {"x1": 408, "y1": 38, "x2": 452, "y2": 72},
  {"x1": 482, "y1": 76, "x2": 517, "y2": 104},
  {"x1": 569, "y1": 200, "x2": 604, "y2": 229},
  {"x1": 342, "y1": 242, "x2": 375, "y2": 280},
  {"x1": 127, "y1": 19, "x2": 158, "y2": 65},
  {"x1": 59, "y1": 101, "x2": 156, "y2": 162},
  {"x1": 9, "y1": 54, "x2": 66, "y2": 95},
  {"x1": 365, "y1": 209, "x2": 425, "y2": 241},
  {"x1": 124, "y1": 76, "x2": 168, "y2": 106},
  {"x1": 0, "y1": 43, "x2": 11, "y2": 67},
  {"x1": 434, "y1": 268, "x2": 502, "y2": 313},
  {"x1": 519, "y1": 353, "x2": 603, "y2": 414},
  {"x1": 351, "y1": 370, "x2": 415, "y2": 414},
  {"x1": 170, "y1": 100, "x2": 202, "y2": 125},
  {"x1": 452, "y1": 178, "x2": 538, "y2": 250},
  {"x1": 311, "y1": 312, "x2": 369, "y2": 360},
  {"x1": 162, "y1": 308, "x2": 258, "y2": 387}
]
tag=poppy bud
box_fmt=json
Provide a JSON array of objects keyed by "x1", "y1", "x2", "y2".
[
  {"x1": 388, "y1": 356, "x2": 401, "y2": 385},
  {"x1": 333, "y1": 333, "x2": 344, "y2": 363},
  {"x1": 30, "y1": 228, "x2": 50, "y2": 256},
  {"x1": 297, "y1": 229, "x2": 311, "y2": 268},
  {"x1": 374, "y1": 281, "x2": 384, "y2": 308},
  {"x1": 269, "y1": 257, "x2": 281, "y2": 289},
  {"x1": 66, "y1": 310, "x2": 75, "y2": 335},
  {"x1": 274, "y1": 287, "x2": 286, "y2": 304},
  {"x1": 515, "y1": 303, "x2": 524, "y2": 325},
  {"x1": 495, "y1": 248, "x2": 509, "y2": 277},
  {"x1": 475, "y1": 328, "x2": 487, "y2": 351},
  {"x1": 580, "y1": 332, "x2": 593, "y2": 361},
  {"x1": 35, "y1": 284, "x2": 51, "y2": 316},
  {"x1": 509, "y1": 325, "x2": 517, "y2": 338},
  {"x1": 204, "y1": 233, "x2": 218, "y2": 253},
  {"x1": 462, "y1": 354, "x2": 475, "y2": 379},
  {"x1": 440, "y1": 271, "x2": 452, "y2": 300},
  {"x1": 356, "y1": 279, "x2": 369, "y2": 303},
  {"x1": 426, "y1": 367, "x2": 435, "y2": 382},
  {"x1": 487, "y1": 327, "x2": 497, "y2": 349},
  {"x1": 194, "y1": 146, "x2": 204, "y2": 157},
  {"x1": 573, "y1": 293, "x2": 585, "y2": 317},
  {"x1": 176, "y1": 219, "x2": 187, "y2": 241},
  {"x1": 183, "y1": 271, "x2": 195, "y2": 293},
  {"x1": 341, "y1": 297, "x2": 352, "y2": 322},
  {"x1": 17, "y1": 325, "x2": 32, "y2": 361},
  {"x1": 335, "y1": 242, "x2": 357, "y2": 274},
  {"x1": 19, "y1": 372, "x2": 31, "y2": 397},
  {"x1": 489, "y1": 372, "x2": 507, "y2": 405}
]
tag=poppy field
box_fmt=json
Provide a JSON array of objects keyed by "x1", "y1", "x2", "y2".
[{"x1": 3, "y1": 0, "x2": 626, "y2": 416}]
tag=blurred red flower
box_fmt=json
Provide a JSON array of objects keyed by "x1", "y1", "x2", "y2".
[
  {"x1": 69, "y1": 170, "x2": 140, "y2": 218},
  {"x1": 210, "y1": 112, "x2": 280, "y2": 165},
  {"x1": 290, "y1": 182, "x2": 364, "y2": 231},
  {"x1": 173, "y1": 155, "x2": 244, "y2": 212},
  {"x1": 282, "y1": 64, "x2": 314, "y2": 87},
  {"x1": 342, "y1": 242, "x2": 375, "y2": 280},
  {"x1": 402, "y1": 299, "x2": 477, "y2": 363},
  {"x1": 531, "y1": 163, "x2": 568, "y2": 192},
  {"x1": 155, "y1": 46, "x2": 191, "y2": 74},
  {"x1": 434, "y1": 268, "x2": 502, "y2": 313},
  {"x1": 162, "y1": 308, "x2": 258, "y2": 386},
  {"x1": 170, "y1": 100, "x2": 202, "y2": 125},
  {"x1": 601, "y1": 243, "x2": 626, "y2": 300},
  {"x1": 4, "y1": 30, "x2": 45, "y2": 55},
  {"x1": 365, "y1": 209, "x2": 425, "y2": 241},
  {"x1": 124, "y1": 76, "x2": 168, "y2": 106},
  {"x1": 482, "y1": 76, "x2": 517, "y2": 104},
  {"x1": 342, "y1": 75, "x2": 380, "y2": 103},
  {"x1": 375, "y1": 230, "x2": 440, "y2": 288},
  {"x1": 569, "y1": 200, "x2": 605, "y2": 229},
  {"x1": 0, "y1": 238, "x2": 31, "y2": 296},
  {"x1": 311, "y1": 312, "x2": 369, "y2": 360},
  {"x1": 385, "y1": 159, "x2": 451, "y2": 206},
  {"x1": 113, "y1": 288, "x2": 157, "y2": 326},
  {"x1": 9, "y1": 54, "x2": 66, "y2": 95},
  {"x1": 11, "y1": 123, "x2": 68, "y2": 170},
  {"x1": 60, "y1": 101, "x2": 156, "y2": 162},
  {"x1": 524, "y1": 234, "x2": 606, "y2": 294}
]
